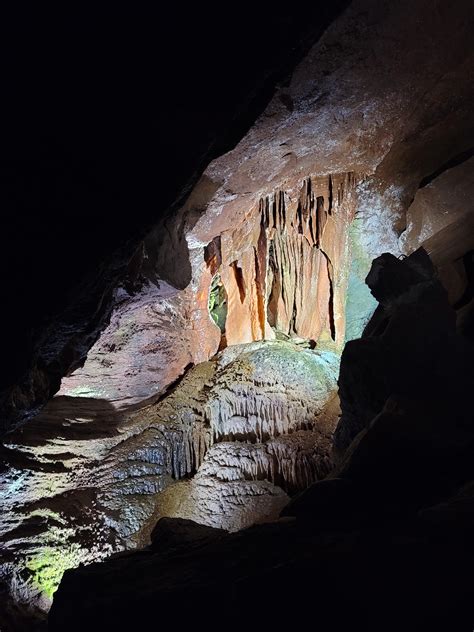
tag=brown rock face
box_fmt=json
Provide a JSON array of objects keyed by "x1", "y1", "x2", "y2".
[{"x1": 212, "y1": 174, "x2": 355, "y2": 348}]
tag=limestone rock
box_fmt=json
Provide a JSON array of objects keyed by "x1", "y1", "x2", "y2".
[
  {"x1": 2, "y1": 0, "x2": 474, "y2": 628},
  {"x1": 155, "y1": 471, "x2": 289, "y2": 533},
  {"x1": 0, "y1": 341, "x2": 339, "y2": 611},
  {"x1": 149, "y1": 517, "x2": 225, "y2": 551},
  {"x1": 48, "y1": 488, "x2": 474, "y2": 632},
  {"x1": 207, "y1": 342, "x2": 340, "y2": 443},
  {"x1": 402, "y1": 158, "x2": 474, "y2": 256},
  {"x1": 141, "y1": 342, "x2": 340, "y2": 532},
  {"x1": 59, "y1": 281, "x2": 194, "y2": 407},
  {"x1": 211, "y1": 174, "x2": 356, "y2": 349}
]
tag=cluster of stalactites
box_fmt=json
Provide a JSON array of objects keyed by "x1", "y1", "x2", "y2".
[
  {"x1": 206, "y1": 382, "x2": 315, "y2": 444},
  {"x1": 204, "y1": 173, "x2": 356, "y2": 348},
  {"x1": 197, "y1": 437, "x2": 333, "y2": 495},
  {"x1": 259, "y1": 173, "x2": 356, "y2": 246}
]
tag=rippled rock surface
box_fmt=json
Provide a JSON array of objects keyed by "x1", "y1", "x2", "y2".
[{"x1": 0, "y1": 341, "x2": 339, "y2": 624}]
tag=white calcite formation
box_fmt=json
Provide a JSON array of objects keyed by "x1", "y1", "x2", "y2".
[
  {"x1": 206, "y1": 343, "x2": 339, "y2": 443},
  {"x1": 0, "y1": 341, "x2": 340, "y2": 616},
  {"x1": 151, "y1": 343, "x2": 339, "y2": 532}
]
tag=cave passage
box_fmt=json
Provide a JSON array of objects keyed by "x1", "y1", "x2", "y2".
[
  {"x1": 208, "y1": 273, "x2": 228, "y2": 333},
  {"x1": 1, "y1": 2, "x2": 474, "y2": 629}
]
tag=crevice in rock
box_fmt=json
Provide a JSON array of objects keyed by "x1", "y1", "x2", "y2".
[
  {"x1": 204, "y1": 236, "x2": 222, "y2": 275},
  {"x1": 322, "y1": 249, "x2": 336, "y2": 341},
  {"x1": 328, "y1": 174, "x2": 334, "y2": 215},
  {"x1": 418, "y1": 146, "x2": 474, "y2": 189},
  {"x1": 253, "y1": 233, "x2": 267, "y2": 339},
  {"x1": 230, "y1": 261, "x2": 247, "y2": 303}
]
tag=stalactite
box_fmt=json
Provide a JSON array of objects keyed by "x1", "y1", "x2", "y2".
[
  {"x1": 204, "y1": 236, "x2": 222, "y2": 275},
  {"x1": 196, "y1": 433, "x2": 334, "y2": 496},
  {"x1": 254, "y1": 218, "x2": 268, "y2": 339},
  {"x1": 252, "y1": 174, "x2": 354, "y2": 343},
  {"x1": 205, "y1": 346, "x2": 338, "y2": 447},
  {"x1": 212, "y1": 173, "x2": 355, "y2": 348},
  {"x1": 321, "y1": 249, "x2": 336, "y2": 341},
  {"x1": 315, "y1": 195, "x2": 325, "y2": 248},
  {"x1": 328, "y1": 174, "x2": 333, "y2": 215}
]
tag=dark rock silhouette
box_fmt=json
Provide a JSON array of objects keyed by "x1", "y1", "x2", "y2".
[{"x1": 334, "y1": 248, "x2": 457, "y2": 451}]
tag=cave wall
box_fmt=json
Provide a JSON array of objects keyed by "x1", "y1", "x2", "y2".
[
  {"x1": 182, "y1": 0, "x2": 474, "y2": 341},
  {"x1": 1, "y1": 0, "x2": 473, "y2": 627},
  {"x1": 210, "y1": 173, "x2": 356, "y2": 348}
]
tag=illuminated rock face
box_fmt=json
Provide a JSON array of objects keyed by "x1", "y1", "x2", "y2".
[
  {"x1": 213, "y1": 174, "x2": 356, "y2": 348},
  {"x1": 104, "y1": 342, "x2": 339, "y2": 534},
  {"x1": 0, "y1": 341, "x2": 339, "y2": 616},
  {"x1": 400, "y1": 157, "x2": 474, "y2": 316},
  {"x1": 57, "y1": 281, "x2": 195, "y2": 408}
]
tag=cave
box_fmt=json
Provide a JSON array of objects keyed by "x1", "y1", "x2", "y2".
[
  {"x1": 1, "y1": 2, "x2": 474, "y2": 631},
  {"x1": 208, "y1": 274, "x2": 227, "y2": 335}
]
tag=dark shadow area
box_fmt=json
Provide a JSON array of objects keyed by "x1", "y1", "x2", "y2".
[
  {"x1": 0, "y1": 1, "x2": 349, "y2": 431},
  {"x1": 2, "y1": 396, "x2": 125, "y2": 462}
]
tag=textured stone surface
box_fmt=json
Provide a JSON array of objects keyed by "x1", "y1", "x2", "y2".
[
  {"x1": 58, "y1": 281, "x2": 194, "y2": 407},
  {"x1": 49, "y1": 494, "x2": 474, "y2": 632},
  {"x1": 47, "y1": 247, "x2": 474, "y2": 632},
  {"x1": 210, "y1": 174, "x2": 356, "y2": 348},
  {"x1": 185, "y1": 0, "x2": 473, "y2": 253},
  {"x1": 154, "y1": 428, "x2": 335, "y2": 532},
  {"x1": 402, "y1": 158, "x2": 474, "y2": 255},
  {"x1": 4, "y1": 0, "x2": 470, "y2": 431},
  {"x1": 0, "y1": 342, "x2": 339, "y2": 618},
  {"x1": 399, "y1": 158, "x2": 474, "y2": 310},
  {"x1": 1, "y1": 1, "x2": 474, "y2": 629},
  {"x1": 172, "y1": 0, "x2": 473, "y2": 349},
  {"x1": 150, "y1": 343, "x2": 339, "y2": 531},
  {"x1": 2, "y1": 0, "x2": 472, "y2": 428},
  {"x1": 2, "y1": 3, "x2": 351, "y2": 433}
]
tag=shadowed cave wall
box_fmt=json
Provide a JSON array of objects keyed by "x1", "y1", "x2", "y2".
[{"x1": 1, "y1": 1, "x2": 474, "y2": 630}]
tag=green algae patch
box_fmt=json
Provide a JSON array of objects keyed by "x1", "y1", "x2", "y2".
[{"x1": 26, "y1": 543, "x2": 82, "y2": 600}]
